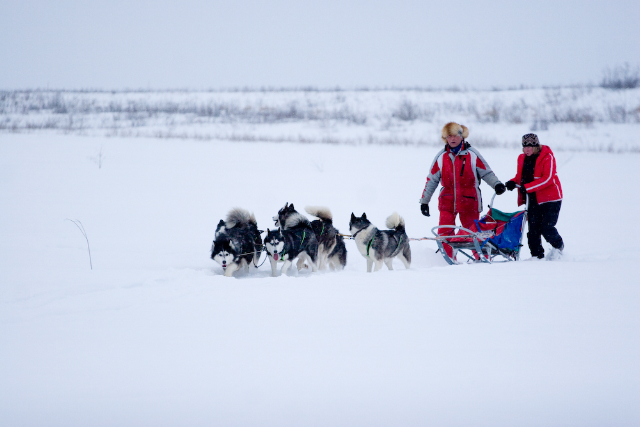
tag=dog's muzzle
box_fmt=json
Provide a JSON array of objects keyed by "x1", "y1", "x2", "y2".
[{"x1": 268, "y1": 249, "x2": 282, "y2": 261}]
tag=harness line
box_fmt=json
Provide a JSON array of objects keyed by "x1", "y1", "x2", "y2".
[
  {"x1": 252, "y1": 247, "x2": 269, "y2": 268},
  {"x1": 340, "y1": 233, "x2": 441, "y2": 242}
]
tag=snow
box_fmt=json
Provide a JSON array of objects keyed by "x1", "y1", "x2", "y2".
[
  {"x1": 1, "y1": 130, "x2": 639, "y2": 426},
  {"x1": 3, "y1": 87, "x2": 640, "y2": 152}
]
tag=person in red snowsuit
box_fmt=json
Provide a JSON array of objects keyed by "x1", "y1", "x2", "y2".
[
  {"x1": 420, "y1": 122, "x2": 506, "y2": 259},
  {"x1": 505, "y1": 133, "x2": 564, "y2": 259}
]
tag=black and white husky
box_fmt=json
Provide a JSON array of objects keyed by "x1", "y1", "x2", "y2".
[
  {"x1": 268, "y1": 202, "x2": 319, "y2": 275},
  {"x1": 211, "y1": 208, "x2": 262, "y2": 277},
  {"x1": 349, "y1": 212, "x2": 411, "y2": 272},
  {"x1": 305, "y1": 206, "x2": 347, "y2": 270},
  {"x1": 263, "y1": 227, "x2": 316, "y2": 276}
]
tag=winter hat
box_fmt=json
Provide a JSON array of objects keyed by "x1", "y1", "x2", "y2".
[
  {"x1": 441, "y1": 122, "x2": 469, "y2": 143},
  {"x1": 522, "y1": 133, "x2": 540, "y2": 147}
]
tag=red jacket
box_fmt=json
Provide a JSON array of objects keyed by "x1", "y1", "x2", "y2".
[
  {"x1": 511, "y1": 145, "x2": 563, "y2": 206},
  {"x1": 420, "y1": 142, "x2": 501, "y2": 213}
]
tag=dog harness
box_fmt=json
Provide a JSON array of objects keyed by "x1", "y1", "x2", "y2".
[
  {"x1": 270, "y1": 230, "x2": 307, "y2": 261},
  {"x1": 367, "y1": 234, "x2": 403, "y2": 257},
  {"x1": 366, "y1": 237, "x2": 374, "y2": 257}
]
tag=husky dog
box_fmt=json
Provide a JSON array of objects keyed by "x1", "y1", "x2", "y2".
[
  {"x1": 349, "y1": 212, "x2": 411, "y2": 272},
  {"x1": 270, "y1": 203, "x2": 319, "y2": 274},
  {"x1": 305, "y1": 206, "x2": 347, "y2": 270},
  {"x1": 211, "y1": 208, "x2": 262, "y2": 277},
  {"x1": 214, "y1": 219, "x2": 226, "y2": 238},
  {"x1": 263, "y1": 227, "x2": 317, "y2": 276},
  {"x1": 327, "y1": 235, "x2": 347, "y2": 271}
]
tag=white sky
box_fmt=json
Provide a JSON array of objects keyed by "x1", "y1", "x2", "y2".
[{"x1": 1, "y1": 0, "x2": 639, "y2": 90}]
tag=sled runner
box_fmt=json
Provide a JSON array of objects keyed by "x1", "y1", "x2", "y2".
[{"x1": 431, "y1": 192, "x2": 528, "y2": 265}]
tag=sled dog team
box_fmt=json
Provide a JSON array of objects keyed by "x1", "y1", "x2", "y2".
[
  {"x1": 212, "y1": 122, "x2": 565, "y2": 276},
  {"x1": 211, "y1": 203, "x2": 411, "y2": 277}
]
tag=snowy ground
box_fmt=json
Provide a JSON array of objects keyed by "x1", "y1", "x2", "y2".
[
  {"x1": 3, "y1": 87, "x2": 640, "y2": 152},
  {"x1": 1, "y1": 133, "x2": 639, "y2": 426}
]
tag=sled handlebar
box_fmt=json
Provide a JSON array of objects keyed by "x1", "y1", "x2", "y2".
[{"x1": 488, "y1": 186, "x2": 528, "y2": 212}]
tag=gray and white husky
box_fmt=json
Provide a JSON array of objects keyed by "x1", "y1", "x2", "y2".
[
  {"x1": 211, "y1": 208, "x2": 262, "y2": 277},
  {"x1": 349, "y1": 212, "x2": 411, "y2": 272},
  {"x1": 305, "y1": 206, "x2": 347, "y2": 271},
  {"x1": 270, "y1": 202, "x2": 319, "y2": 274}
]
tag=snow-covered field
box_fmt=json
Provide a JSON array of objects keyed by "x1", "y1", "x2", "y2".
[
  {"x1": 1, "y1": 128, "x2": 639, "y2": 426},
  {"x1": 3, "y1": 87, "x2": 640, "y2": 152}
]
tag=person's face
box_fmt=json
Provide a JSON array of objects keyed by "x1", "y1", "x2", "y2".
[
  {"x1": 446, "y1": 135, "x2": 463, "y2": 147},
  {"x1": 523, "y1": 146, "x2": 535, "y2": 156}
]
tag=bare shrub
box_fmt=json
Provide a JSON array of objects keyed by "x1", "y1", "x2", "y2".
[
  {"x1": 392, "y1": 100, "x2": 420, "y2": 121},
  {"x1": 607, "y1": 105, "x2": 628, "y2": 123},
  {"x1": 49, "y1": 92, "x2": 68, "y2": 114},
  {"x1": 551, "y1": 108, "x2": 595, "y2": 125},
  {"x1": 89, "y1": 146, "x2": 105, "y2": 169},
  {"x1": 544, "y1": 89, "x2": 563, "y2": 106},
  {"x1": 0, "y1": 117, "x2": 10, "y2": 130},
  {"x1": 633, "y1": 106, "x2": 640, "y2": 123},
  {"x1": 530, "y1": 119, "x2": 549, "y2": 132},
  {"x1": 332, "y1": 106, "x2": 367, "y2": 125},
  {"x1": 503, "y1": 100, "x2": 528, "y2": 124},
  {"x1": 601, "y1": 63, "x2": 640, "y2": 89},
  {"x1": 65, "y1": 219, "x2": 92, "y2": 269},
  {"x1": 480, "y1": 101, "x2": 502, "y2": 123}
]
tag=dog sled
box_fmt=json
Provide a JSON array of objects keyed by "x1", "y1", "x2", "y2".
[{"x1": 431, "y1": 191, "x2": 528, "y2": 265}]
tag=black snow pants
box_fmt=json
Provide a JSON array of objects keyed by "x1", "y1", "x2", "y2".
[{"x1": 527, "y1": 200, "x2": 563, "y2": 258}]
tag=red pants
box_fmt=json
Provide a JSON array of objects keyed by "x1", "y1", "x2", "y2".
[{"x1": 439, "y1": 210, "x2": 480, "y2": 259}]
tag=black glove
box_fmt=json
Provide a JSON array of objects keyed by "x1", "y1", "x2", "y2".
[
  {"x1": 420, "y1": 203, "x2": 430, "y2": 217},
  {"x1": 506, "y1": 180, "x2": 516, "y2": 191},
  {"x1": 519, "y1": 184, "x2": 528, "y2": 197},
  {"x1": 494, "y1": 183, "x2": 506, "y2": 195}
]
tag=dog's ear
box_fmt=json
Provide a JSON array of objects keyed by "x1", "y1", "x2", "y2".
[
  {"x1": 289, "y1": 203, "x2": 295, "y2": 211},
  {"x1": 362, "y1": 213, "x2": 367, "y2": 220},
  {"x1": 351, "y1": 212, "x2": 356, "y2": 221}
]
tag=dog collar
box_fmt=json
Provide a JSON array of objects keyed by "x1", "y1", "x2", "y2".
[{"x1": 352, "y1": 228, "x2": 365, "y2": 239}]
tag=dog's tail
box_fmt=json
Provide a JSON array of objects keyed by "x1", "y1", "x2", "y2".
[
  {"x1": 283, "y1": 212, "x2": 310, "y2": 230},
  {"x1": 305, "y1": 206, "x2": 333, "y2": 222},
  {"x1": 386, "y1": 212, "x2": 405, "y2": 232},
  {"x1": 226, "y1": 207, "x2": 257, "y2": 228}
]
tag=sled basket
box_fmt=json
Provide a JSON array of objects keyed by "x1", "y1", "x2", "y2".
[{"x1": 431, "y1": 192, "x2": 528, "y2": 265}]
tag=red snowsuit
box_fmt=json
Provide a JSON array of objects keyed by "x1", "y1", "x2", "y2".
[
  {"x1": 510, "y1": 145, "x2": 563, "y2": 206},
  {"x1": 420, "y1": 142, "x2": 502, "y2": 258}
]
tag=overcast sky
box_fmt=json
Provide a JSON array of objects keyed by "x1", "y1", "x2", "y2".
[{"x1": 1, "y1": 0, "x2": 639, "y2": 90}]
